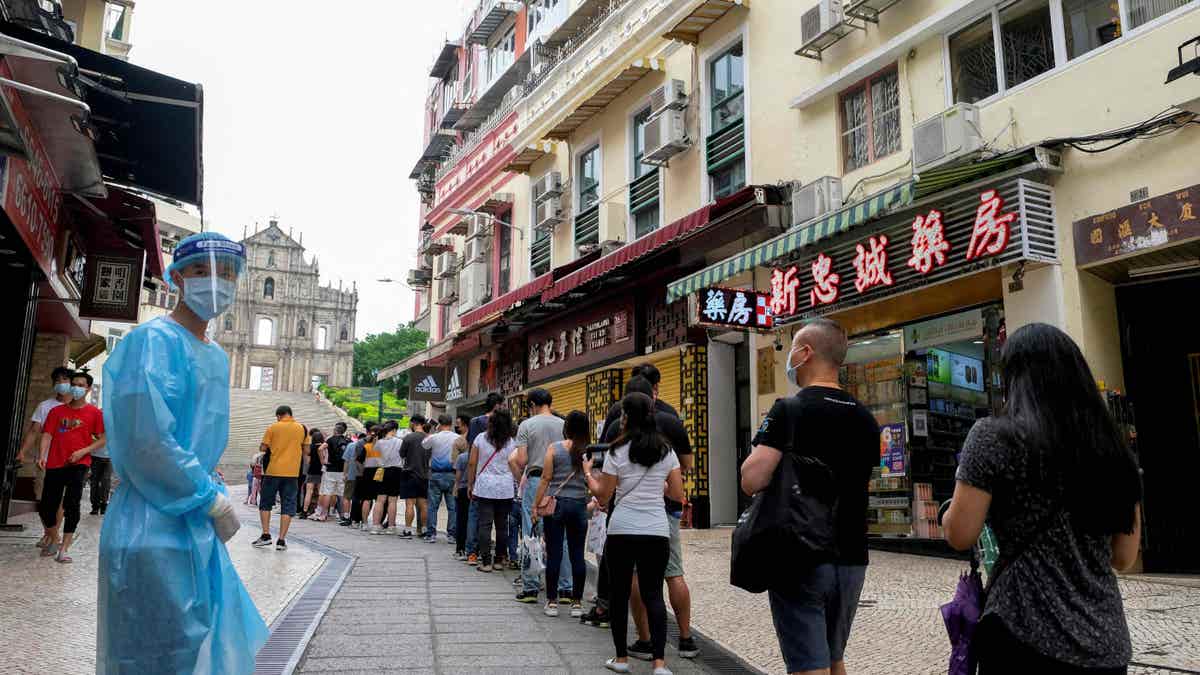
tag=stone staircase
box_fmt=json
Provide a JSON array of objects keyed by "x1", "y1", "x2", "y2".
[{"x1": 219, "y1": 389, "x2": 364, "y2": 483}]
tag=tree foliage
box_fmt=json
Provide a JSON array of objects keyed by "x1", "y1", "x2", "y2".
[{"x1": 352, "y1": 325, "x2": 429, "y2": 395}]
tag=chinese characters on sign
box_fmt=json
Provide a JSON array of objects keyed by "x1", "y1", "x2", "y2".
[
  {"x1": 526, "y1": 300, "x2": 636, "y2": 382},
  {"x1": 766, "y1": 188, "x2": 1023, "y2": 319},
  {"x1": 694, "y1": 287, "x2": 774, "y2": 330},
  {"x1": 1073, "y1": 183, "x2": 1200, "y2": 267}
]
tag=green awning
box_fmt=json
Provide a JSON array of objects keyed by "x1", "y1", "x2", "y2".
[{"x1": 665, "y1": 180, "x2": 914, "y2": 303}]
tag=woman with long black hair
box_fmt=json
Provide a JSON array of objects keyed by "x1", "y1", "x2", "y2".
[
  {"x1": 585, "y1": 393, "x2": 684, "y2": 675},
  {"x1": 532, "y1": 410, "x2": 592, "y2": 618},
  {"x1": 944, "y1": 323, "x2": 1142, "y2": 674},
  {"x1": 468, "y1": 408, "x2": 517, "y2": 572}
]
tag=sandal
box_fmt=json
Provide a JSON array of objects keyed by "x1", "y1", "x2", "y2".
[
  {"x1": 40, "y1": 542, "x2": 59, "y2": 557},
  {"x1": 55, "y1": 551, "x2": 73, "y2": 564}
]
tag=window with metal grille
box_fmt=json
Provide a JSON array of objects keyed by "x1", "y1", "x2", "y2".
[
  {"x1": 948, "y1": 0, "x2": 1054, "y2": 104},
  {"x1": 708, "y1": 43, "x2": 745, "y2": 199},
  {"x1": 840, "y1": 68, "x2": 901, "y2": 173}
]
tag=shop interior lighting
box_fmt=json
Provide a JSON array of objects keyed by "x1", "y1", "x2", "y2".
[
  {"x1": 1165, "y1": 36, "x2": 1200, "y2": 84},
  {"x1": 1127, "y1": 259, "x2": 1200, "y2": 278}
]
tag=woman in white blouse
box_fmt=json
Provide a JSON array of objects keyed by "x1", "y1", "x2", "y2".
[
  {"x1": 467, "y1": 408, "x2": 517, "y2": 573},
  {"x1": 585, "y1": 392, "x2": 684, "y2": 675}
]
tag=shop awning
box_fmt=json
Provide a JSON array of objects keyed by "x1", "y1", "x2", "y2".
[
  {"x1": 376, "y1": 337, "x2": 454, "y2": 381},
  {"x1": 666, "y1": 181, "x2": 913, "y2": 303},
  {"x1": 460, "y1": 271, "x2": 554, "y2": 330},
  {"x1": 409, "y1": 129, "x2": 457, "y2": 180},
  {"x1": 72, "y1": 184, "x2": 164, "y2": 279},
  {"x1": 663, "y1": 0, "x2": 747, "y2": 44},
  {"x1": 665, "y1": 146, "x2": 1059, "y2": 303},
  {"x1": 2, "y1": 21, "x2": 205, "y2": 207},
  {"x1": 503, "y1": 140, "x2": 561, "y2": 174},
  {"x1": 542, "y1": 184, "x2": 767, "y2": 303},
  {"x1": 544, "y1": 57, "x2": 664, "y2": 140}
]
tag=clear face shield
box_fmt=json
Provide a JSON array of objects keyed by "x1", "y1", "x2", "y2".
[{"x1": 167, "y1": 237, "x2": 246, "y2": 321}]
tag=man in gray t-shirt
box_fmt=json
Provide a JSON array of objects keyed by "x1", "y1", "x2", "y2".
[{"x1": 508, "y1": 388, "x2": 568, "y2": 601}]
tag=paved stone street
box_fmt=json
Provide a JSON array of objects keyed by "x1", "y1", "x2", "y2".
[
  {"x1": 680, "y1": 527, "x2": 1200, "y2": 675},
  {"x1": 0, "y1": 505, "x2": 324, "y2": 674}
]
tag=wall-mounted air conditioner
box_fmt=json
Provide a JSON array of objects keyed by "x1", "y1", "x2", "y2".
[
  {"x1": 535, "y1": 198, "x2": 563, "y2": 231},
  {"x1": 792, "y1": 176, "x2": 843, "y2": 226},
  {"x1": 457, "y1": 262, "x2": 490, "y2": 312},
  {"x1": 433, "y1": 251, "x2": 459, "y2": 279},
  {"x1": 913, "y1": 103, "x2": 983, "y2": 174},
  {"x1": 533, "y1": 172, "x2": 562, "y2": 203},
  {"x1": 406, "y1": 268, "x2": 432, "y2": 288},
  {"x1": 649, "y1": 79, "x2": 688, "y2": 117},
  {"x1": 435, "y1": 277, "x2": 458, "y2": 305},
  {"x1": 465, "y1": 235, "x2": 492, "y2": 263},
  {"x1": 465, "y1": 214, "x2": 491, "y2": 240},
  {"x1": 643, "y1": 109, "x2": 688, "y2": 164},
  {"x1": 800, "y1": 0, "x2": 844, "y2": 51}
]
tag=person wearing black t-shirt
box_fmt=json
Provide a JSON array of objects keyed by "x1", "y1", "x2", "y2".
[
  {"x1": 595, "y1": 375, "x2": 699, "y2": 660},
  {"x1": 318, "y1": 422, "x2": 350, "y2": 521},
  {"x1": 742, "y1": 318, "x2": 879, "y2": 675}
]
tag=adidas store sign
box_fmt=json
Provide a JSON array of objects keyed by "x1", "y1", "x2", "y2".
[{"x1": 407, "y1": 366, "x2": 446, "y2": 402}]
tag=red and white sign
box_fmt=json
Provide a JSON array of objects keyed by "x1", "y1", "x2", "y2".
[
  {"x1": 966, "y1": 190, "x2": 1014, "y2": 260},
  {"x1": 808, "y1": 254, "x2": 840, "y2": 307},
  {"x1": 852, "y1": 235, "x2": 893, "y2": 293},
  {"x1": 906, "y1": 209, "x2": 950, "y2": 275},
  {"x1": 432, "y1": 111, "x2": 519, "y2": 212},
  {"x1": 0, "y1": 60, "x2": 63, "y2": 279}
]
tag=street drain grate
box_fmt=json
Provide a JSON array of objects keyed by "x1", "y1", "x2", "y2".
[{"x1": 252, "y1": 536, "x2": 354, "y2": 675}]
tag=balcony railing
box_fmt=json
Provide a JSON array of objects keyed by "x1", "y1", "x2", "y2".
[
  {"x1": 523, "y1": 0, "x2": 631, "y2": 94},
  {"x1": 435, "y1": 83, "x2": 523, "y2": 182}
]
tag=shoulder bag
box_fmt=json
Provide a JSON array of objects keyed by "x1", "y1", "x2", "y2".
[{"x1": 535, "y1": 444, "x2": 577, "y2": 518}]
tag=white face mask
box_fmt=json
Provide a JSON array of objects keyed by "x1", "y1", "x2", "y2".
[
  {"x1": 183, "y1": 276, "x2": 237, "y2": 320},
  {"x1": 786, "y1": 346, "x2": 808, "y2": 388}
]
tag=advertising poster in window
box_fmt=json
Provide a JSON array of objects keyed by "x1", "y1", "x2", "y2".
[{"x1": 880, "y1": 423, "x2": 906, "y2": 477}]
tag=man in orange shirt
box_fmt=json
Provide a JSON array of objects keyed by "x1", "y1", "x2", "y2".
[{"x1": 253, "y1": 405, "x2": 306, "y2": 551}]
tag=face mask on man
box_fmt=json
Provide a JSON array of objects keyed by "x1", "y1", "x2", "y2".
[
  {"x1": 70, "y1": 386, "x2": 88, "y2": 401},
  {"x1": 785, "y1": 345, "x2": 810, "y2": 389},
  {"x1": 183, "y1": 276, "x2": 237, "y2": 320},
  {"x1": 54, "y1": 382, "x2": 71, "y2": 395}
]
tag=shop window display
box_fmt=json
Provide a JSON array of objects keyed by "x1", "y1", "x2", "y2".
[{"x1": 840, "y1": 306, "x2": 1005, "y2": 539}]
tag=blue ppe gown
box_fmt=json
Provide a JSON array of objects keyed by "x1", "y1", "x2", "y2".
[{"x1": 98, "y1": 317, "x2": 268, "y2": 674}]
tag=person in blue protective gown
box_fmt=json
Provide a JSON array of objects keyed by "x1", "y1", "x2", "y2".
[{"x1": 98, "y1": 231, "x2": 268, "y2": 674}]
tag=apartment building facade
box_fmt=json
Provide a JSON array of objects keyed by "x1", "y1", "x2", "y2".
[{"x1": 392, "y1": 0, "x2": 1200, "y2": 564}]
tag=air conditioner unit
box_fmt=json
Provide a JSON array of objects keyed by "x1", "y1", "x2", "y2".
[
  {"x1": 435, "y1": 277, "x2": 458, "y2": 305},
  {"x1": 458, "y1": 262, "x2": 491, "y2": 312},
  {"x1": 643, "y1": 109, "x2": 688, "y2": 164},
  {"x1": 465, "y1": 214, "x2": 491, "y2": 240},
  {"x1": 535, "y1": 197, "x2": 563, "y2": 232},
  {"x1": 433, "y1": 251, "x2": 459, "y2": 279},
  {"x1": 533, "y1": 172, "x2": 563, "y2": 203},
  {"x1": 800, "y1": 0, "x2": 844, "y2": 50},
  {"x1": 649, "y1": 79, "x2": 688, "y2": 117},
  {"x1": 792, "y1": 176, "x2": 843, "y2": 226},
  {"x1": 406, "y1": 268, "x2": 432, "y2": 287},
  {"x1": 913, "y1": 103, "x2": 984, "y2": 174},
  {"x1": 465, "y1": 235, "x2": 492, "y2": 263}
]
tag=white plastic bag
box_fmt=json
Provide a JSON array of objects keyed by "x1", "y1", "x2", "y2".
[
  {"x1": 522, "y1": 532, "x2": 545, "y2": 577},
  {"x1": 587, "y1": 511, "x2": 607, "y2": 557}
]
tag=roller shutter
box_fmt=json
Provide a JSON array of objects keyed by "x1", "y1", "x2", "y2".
[
  {"x1": 653, "y1": 353, "x2": 682, "y2": 414},
  {"x1": 547, "y1": 379, "x2": 588, "y2": 418}
]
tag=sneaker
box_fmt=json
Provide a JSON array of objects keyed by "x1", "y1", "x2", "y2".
[
  {"x1": 677, "y1": 636, "x2": 699, "y2": 659},
  {"x1": 507, "y1": 559, "x2": 520, "y2": 570},
  {"x1": 297, "y1": 511, "x2": 308, "y2": 520},
  {"x1": 627, "y1": 640, "x2": 654, "y2": 661},
  {"x1": 447, "y1": 535, "x2": 456, "y2": 545},
  {"x1": 251, "y1": 534, "x2": 273, "y2": 548},
  {"x1": 544, "y1": 602, "x2": 559, "y2": 617},
  {"x1": 370, "y1": 527, "x2": 384, "y2": 535},
  {"x1": 467, "y1": 554, "x2": 479, "y2": 566},
  {"x1": 604, "y1": 658, "x2": 631, "y2": 673},
  {"x1": 452, "y1": 551, "x2": 466, "y2": 561},
  {"x1": 580, "y1": 608, "x2": 609, "y2": 628},
  {"x1": 275, "y1": 538, "x2": 287, "y2": 551},
  {"x1": 570, "y1": 602, "x2": 584, "y2": 618},
  {"x1": 423, "y1": 535, "x2": 437, "y2": 543},
  {"x1": 478, "y1": 563, "x2": 493, "y2": 573},
  {"x1": 514, "y1": 591, "x2": 539, "y2": 603},
  {"x1": 653, "y1": 668, "x2": 673, "y2": 675},
  {"x1": 399, "y1": 530, "x2": 413, "y2": 539},
  {"x1": 338, "y1": 519, "x2": 352, "y2": 527}
]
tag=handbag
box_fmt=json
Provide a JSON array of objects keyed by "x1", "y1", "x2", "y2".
[
  {"x1": 730, "y1": 396, "x2": 838, "y2": 594},
  {"x1": 535, "y1": 450, "x2": 577, "y2": 518}
]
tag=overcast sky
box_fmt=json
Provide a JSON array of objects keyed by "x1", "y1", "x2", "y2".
[{"x1": 131, "y1": 1, "x2": 472, "y2": 338}]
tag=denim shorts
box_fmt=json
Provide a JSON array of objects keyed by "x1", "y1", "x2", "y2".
[
  {"x1": 768, "y1": 564, "x2": 867, "y2": 672},
  {"x1": 258, "y1": 475, "x2": 299, "y2": 516}
]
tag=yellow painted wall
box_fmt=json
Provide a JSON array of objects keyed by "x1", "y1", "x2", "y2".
[{"x1": 61, "y1": 0, "x2": 109, "y2": 51}]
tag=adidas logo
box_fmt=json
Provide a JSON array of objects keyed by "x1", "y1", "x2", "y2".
[
  {"x1": 415, "y1": 375, "x2": 441, "y2": 394},
  {"x1": 446, "y1": 368, "x2": 462, "y2": 400}
]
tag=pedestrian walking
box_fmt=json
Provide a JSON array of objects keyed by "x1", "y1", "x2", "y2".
[
  {"x1": 371, "y1": 421, "x2": 406, "y2": 534},
  {"x1": 302, "y1": 428, "x2": 325, "y2": 518},
  {"x1": 943, "y1": 323, "x2": 1142, "y2": 675},
  {"x1": 400, "y1": 416, "x2": 431, "y2": 537},
  {"x1": 422, "y1": 414, "x2": 459, "y2": 543},
  {"x1": 585, "y1": 392, "x2": 684, "y2": 675},
  {"x1": 98, "y1": 231, "x2": 265, "y2": 672},
  {"x1": 88, "y1": 421, "x2": 114, "y2": 516},
  {"x1": 740, "y1": 318, "x2": 878, "y2": 675},
  {"x1": 318, "y1": 422, "x2": 349, "y2": 521},
  {"x1": 508, "y1": 387, "x2": 569, "y2": 603},
  {"x1": 19, "y1": 366, "x2": 73, "y2": 548},
  {"x1": 468, "y1": 408, "x2": 517, "y2": 572},
  {"x1": 531, "y1": 410, "x2": 591, "y2": 618},
  {"x1": 37, "y1": 371, "x2": 106, "y2": 563},
  {"x1": 253, "y1": 405, "x2": 308, "y2": 551}
]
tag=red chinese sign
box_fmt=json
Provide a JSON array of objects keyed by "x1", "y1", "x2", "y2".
[
  {"x1": 0, "y1": 60, "x2": 63, "y2": 280},
  {"x1": 768, "y1": 189, "x2": 1020, "y2": 318}
]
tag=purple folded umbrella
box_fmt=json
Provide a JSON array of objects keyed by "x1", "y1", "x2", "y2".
[{"x1": 940, "y1": 568, "x2": 984, "y2": 675}]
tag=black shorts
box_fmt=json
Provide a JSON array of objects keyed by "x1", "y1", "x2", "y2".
[
  {"x1": 398, "y1": 470, "x2": 425, "y2": 499},
  {"x1": 357, "y1": 469, "x2": 382, "y2": 501},
  {"x1": 381, "y1": 467, "x2": 405, "y2": 497}
]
